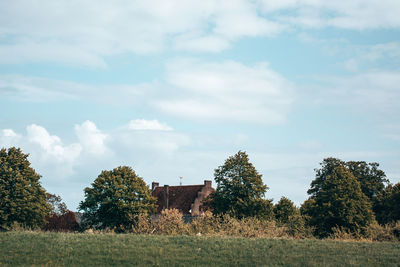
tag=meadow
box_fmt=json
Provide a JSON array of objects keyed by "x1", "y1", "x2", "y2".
[{"x1": 1, "y1": 231, "x2": 399, "y2": 266}]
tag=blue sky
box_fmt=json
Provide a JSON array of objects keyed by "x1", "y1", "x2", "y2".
[{"x1": 1, "y1": 1, "x2": 400, "y2": 210}]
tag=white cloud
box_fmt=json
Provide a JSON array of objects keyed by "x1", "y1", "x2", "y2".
[
  {"x1": 0, "y1": 119, "x2": 188, "y2": 183},
  {"x1": 75, "y1": 121, "x2": 108, "y2": 155},
  {"x1": 155, "y1": 59, "x2": 294, "y2": 124},
  {"x1": 0, "y1": 125, "x2": 82, "y2": 178},
  {"x1": 0, "y1": 0, "x2": 281, "y2": 66},
  {"x1": 0, "y1": 74, "x2": 150, "y2": 104},
  {"x1": 173, "y1": 34, "x2": 231, "y2": 52},
  {"x1": 26, "y1": 124, "x2": 82, "y2": 163},
  {"x1": 0, "y1": 0, "x2": 399, "y2": 67},
  {"x1": 341, "y1": 42, "x2": 400, "y2": 72},
  {"x1": 0, "y1": 129, "x2": 21, "y2": 147},
  {"x1": 128, "y1": 119, "x2": 173, "y2": 131},
  {"x1": 305, "y1": 70, "x2": 400, "y2": 119},
  {"x1": 364, "y1": 42, "x2": 400, "y2": 61},
  {"x1": 259, "y1": 0, "x2": 400, "y2": 30}
]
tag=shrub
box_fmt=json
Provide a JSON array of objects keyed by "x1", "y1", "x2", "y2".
[
  {"x1": 131, "y1": 213, "x2": 154, "y2": 234},
  {"x1": 366, "y1": 221, "x2": 400, "y2": 242},
  {"x1": 154, "y1": 209, "x2": 188, "y2": 235},
  {"x1": 190, "y1": 211, "x2": 220, "y2": 235},
  {"x1": 42, "y1": 211, "x2": 80, "y2": 232},
  {"x1": 284, "y1": 214, "x2": 312, "y2": 238}
]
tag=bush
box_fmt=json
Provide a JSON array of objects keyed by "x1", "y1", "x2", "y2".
[
  {"x1": 42, "y1": 211, "x2": 80, "y2": 232},
  {"x1": 190, "y1": 211, "x2": 220, "y2": 235},
  {"x1": 153, "y1": 209, "x2": 188, "y2": 235},
  {"x1": 131, "y1": 213, "x2": 154, "y2": 234},
  {"x1": 284, "y1": 214, "x2": 313, "y2": 238},
  {"x1": 366, "y1": 221, "x2": 400, "y2": 242}
]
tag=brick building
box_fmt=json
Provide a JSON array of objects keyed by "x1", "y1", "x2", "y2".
[{"x1": 151, "y1": 180, "x2": 214, "y2": 216}]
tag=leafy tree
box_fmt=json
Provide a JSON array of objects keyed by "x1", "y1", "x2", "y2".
[
  {"x1": 308, "y1": 158, "x2": 344, "y2": 198},
  {"x1": 346, "y1": 161, "x2": 388, "y2": 201},
  {"x1": 309, "y1": 158, "x2": 388, "y2": 203},
  {"x1": 43, "y1": 193, "x2": 79, "y2": 232},
  {"x1": 305, "y1": 165, "x2": 374, "y2": 237},
  {"x1": 274, "y1": 196, "x2": 299, "y2": 224},
  {"x1": 210, "y1": 151, "x2": 273, "y2": 219},
  {"x1": 43, "y1": 210, "x2": 80, "y2": 232},
  {"x1": 373, "y1": 182, "x2": 400, "y2": 225},
  {"x1": 0, "y1": 147, "x2": 51, "y2": 229},
  {"x1": 79, "y1": 166, "x2": 156, "y2": 230},
  {"x1": 46, "y1": 193, "x2": 68, "y2": 216}
]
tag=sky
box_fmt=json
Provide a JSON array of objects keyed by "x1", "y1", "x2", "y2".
[{"x1": 1, "y1": 0, "x2": 400, "y2": 210}]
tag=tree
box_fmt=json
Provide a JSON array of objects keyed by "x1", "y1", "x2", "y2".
[
  {"x1": 46, "y1": 193, "x2": 68, "y2": 216},
  {"x1": 43, "y1": 193, "x2": 79, "y2": 232},
  {"x1": 274, "y1": 196, "x2": 299, "y2": 224},
  {"x1": 305, "y1": 165, "x2": 374, "y2": 237},
  {"x1": 0, "y1": 147, "x2": 51, "y2": 229},
  {"x1": 79, "y1": 166, "x2": 156, "y2": 230},
  {"x1": 209, "y1": 151, "x2": 273, "y2": 219},
  {"x1": 309, "y1": 158, "x2": 388, "y2": 203},
  {"x1": 346, "y1": 161, "x2": 388, "y2": 201},
  {"x1": 373, "y1": 182, "x2": 400, "y2": 225}
]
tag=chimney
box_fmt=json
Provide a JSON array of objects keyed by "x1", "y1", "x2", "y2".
[
  {"x1": 152, "y1": 182, "x2": 159, "y2": 191},
  {"x1": 204, "y1": 180, "x2": 212, "y2": 188},
  {"x1": 163, "y1": 185, "x2": 169, "y2": 209}
]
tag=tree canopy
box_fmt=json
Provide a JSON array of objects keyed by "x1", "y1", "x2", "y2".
[
  {"x1": 79, "y1": 166, "x2": 156, "y2": 230},
  {"x1": 0, "y1": 147, "x2": 51, "y2": 229},
  {"x1": 209, "y1": 151, "x2": 273, "y2": 219},
  {"x1": 308, "y1": 158, "x2": 388, "y2": 203},
  {"x1": 304, "y1": 164, "x2": 374, "y2": 236},
  {"x1": 373, "y1": 182, "x2": 400, "y2": 225},
  {"x1": 274, "y1": 196, "x2": 299, "y2": 224}
]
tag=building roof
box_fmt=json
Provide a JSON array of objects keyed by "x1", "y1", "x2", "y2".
[{"x1": 152, "y1": 185, "x2": 205, "y2": 214}]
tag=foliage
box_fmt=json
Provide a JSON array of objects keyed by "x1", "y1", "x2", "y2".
[
  {"x1": 42, "y1": 193, "x2": 79, "y2": 232},
  {"x1": 373, "y1": 182, "x2": 400, "y2": 224},
  {"x1": 308, "y1": 158, "x2": 388, "y2": 203},
  {"x1": 190, "y1": 211, "x2": 220, "y2": 235},
  {"x1": 42, "y1": 211, "x2": 80, "y2": 232},
  {"x1": 210, "y1": 151, "x2": 273, "y2": 219},
  {"x1": 0, "y1": 147, "x2": 52, "y2": 230},
  {"x1": 274, "y1": 196, "x2": 299, "y2": 224},
  {"x1": 346, "y1": 161, "x2": 388, "y2": 200},
  {"x1": 153, "y1": 209, "x2": 187, "y2": 235},
  {"x1": 78, "y1": 166, "x2": 156, "y2": 231},
  {"x1": 365, "y1": 221, "x2": 400, "y2": 242},
  {"x1": 46, "y1": 193, "x2": 68, "y2": 216},
  {"x1": 2, "y1": 232, "x2": 400, "y2": 266},
  {"x1": 132, "y1": 209, "x2": 288, "y2": 238},
  {"x1": 305, "y1": 165, "x2": 374, "y2": 237}
]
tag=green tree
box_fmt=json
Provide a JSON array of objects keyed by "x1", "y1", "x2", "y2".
[
  {"x1": 46, "y1": 193, "x2": 68, "y2": 216},
  {"x1": 274, "y1": 196, "x2": 299, "y2": 224},
  {"x1": 346, "y1": 161, "x2": 388, "y2": 201},
  {"x1": 305, "y1": 165, "x2": 374, "y2": 237},
  {"x1": 210, "y1": 151, "x2": 273, "y2": 219},
  {"x1": 309, "y1": 158, "x2": 388, "y2": 203},
  {"x1": 0, "y1": 147, "x2": 51, "y2": 229},
  {"x1": 373, "y1": 182, "x2": 400, "y2": 225},
  {"x1": 79, "y1": 166, "x2": 156, "y2": 230}
]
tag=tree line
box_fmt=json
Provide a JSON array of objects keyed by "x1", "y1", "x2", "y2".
[{"x1": 0, "y1": 147, "x2": 399, "y2": 238}]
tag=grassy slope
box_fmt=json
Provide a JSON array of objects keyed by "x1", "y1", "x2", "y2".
[{"x1": 0, "y1": 232, "x2": 399, "y2": 266}]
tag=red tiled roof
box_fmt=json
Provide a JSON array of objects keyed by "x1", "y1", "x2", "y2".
[{"x1": 152, "y1": 185, "x2": 204, "y2": 214}]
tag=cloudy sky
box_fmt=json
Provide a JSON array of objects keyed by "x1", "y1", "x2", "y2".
[{"x1": 1, "y1": 0, "x2": 400, "y2": 210}]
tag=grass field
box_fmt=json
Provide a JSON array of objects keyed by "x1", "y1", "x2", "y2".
[{"x1": 1, "y1": 232, "x2": 399, "y2": 266}]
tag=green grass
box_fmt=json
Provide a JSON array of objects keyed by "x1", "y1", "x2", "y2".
[{"x1": 0, "y1": 232, "x2": 399, "y2": 266}]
